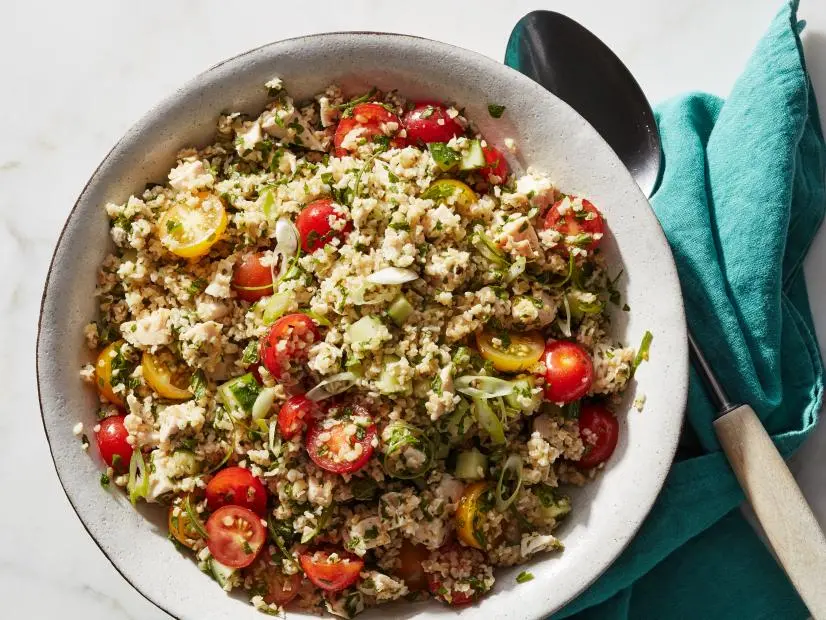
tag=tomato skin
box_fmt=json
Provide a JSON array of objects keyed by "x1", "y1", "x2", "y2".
[
  {"x1": 475, "y1": 329, "x2": 545, "y2": 373},
  {"x1": 577, "y1": 403, "x2": 620, "y2": 468},
  {"x1": 142, "y1": 351, "x2": 192, "y2": 400},
  {"x1": 232, "y1": 253, "x2": 273, "y2": 302},
  {"x1": 542, "y1": 340, "x2": 594, "y2": 403},
  {"x1": 158, "y1": 192, "x2": 227, "y2": 259},
  {"x1": 95, "y1": 415, "x2": 133, "y2": 473},
  {"x1": 259, "y1": 314, "x2": 322, "y2": 384},
  {"x1": 333, "y1": 103, "x2": 404, "y2": 156},
  {"x1": 205, "y1": 466, "x2": 269, "y2": 518},
  {"x1": 95, "y1": 340, "x2": 126, "y2": 406},
  {"x1": 479, "y1": 146, "x2": 509, "y2": 183},
  {"x1": 543, "y1": 197, "x2": 605, "y2": 251},
  {"x1": 305, "y1": 407, "x2": 376, "y2": 474},
  {"x1": 206, "y1": 505, "x2": 266, "y2": 569},
  {"x1": 246, "y1": 556, "x2": 303, "y2": 607},
  {"x1": 299, "y1": 548, "x2": 364, "y2": 592},
  {"x1": 278, "y1": 395, "x2": 317, "y2": 439},
  {"x1": 396, "y1": 540, "x2": 430, "y2": 591},
  {"x1": 295, "y1": 199, "x2": 352, "y2": 253},
  {"x1": 454, "y1": 481, "x2": 491, "y2": 549},
  {"x1": 427, "y1": 575, "x2": 474, "y2": 606},
  {"x1": 402, "y1": 101, "x2": 463, "y2": 144}
]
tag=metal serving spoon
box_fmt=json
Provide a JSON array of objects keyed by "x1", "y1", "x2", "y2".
[{"x1": 506, "y1": 11, "x2": 826, "y2": 618}]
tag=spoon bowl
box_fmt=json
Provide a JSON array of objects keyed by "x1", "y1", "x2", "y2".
[{"x1": 505, "y1": 10, "x2": 662, "y2": 196}]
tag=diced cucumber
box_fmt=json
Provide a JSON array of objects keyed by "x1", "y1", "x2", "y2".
[
  {"x1": 387, "y1": 295, "x2": 414, "y2": 326},
  {"x1": 168, "y1": 449, "x2": 200, "y2": 478},
  {"x1": 217, "y1": 373, "x2": 261, "y2": 417},
  {"x1": 209, "y1": 557, "x2": 238, "y2": 589},
  {"x1": 428, "y1": 142, "x2": 460, "y2": 171},
  {"x1": 375, "y1": 355, "x2": 408, "y2": 394},
  {"x1": 261, "y1": 291, "x2": 292, "y2": 325},
  {"x1": 347, "y1": 315, "x2": 384, "y2": 347},
  {"x1": 460, "y1": 139, "x2": 485, "y2": 171},
  {"x1": 505, "y1": 376, "x2": 543, "y2": 415},
  {"x1": 455, "y1": 448, "x2": 488, "y2": 480}
]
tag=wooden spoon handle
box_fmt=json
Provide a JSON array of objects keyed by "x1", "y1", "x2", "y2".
[{"x1": 714, "y1": 404, "x2": 826, "y2": 619}]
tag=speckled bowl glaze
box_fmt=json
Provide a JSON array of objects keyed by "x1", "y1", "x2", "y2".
[{"x1": 38, "y1": 32, "x2": 687, "y2": 620}]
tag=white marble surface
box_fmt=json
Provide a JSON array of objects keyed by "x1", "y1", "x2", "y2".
[{"x1": 2, "y1": 0, "x2": 826, "y2": 618}]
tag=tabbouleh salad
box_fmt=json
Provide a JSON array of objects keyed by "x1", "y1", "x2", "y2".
[{"x1": 79, "y1": 78, "x2": 649, "y2": 617}]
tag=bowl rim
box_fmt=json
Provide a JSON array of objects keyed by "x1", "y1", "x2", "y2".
[{"x1": 37, "y1": 30, "x2": 688, "y2": 620}]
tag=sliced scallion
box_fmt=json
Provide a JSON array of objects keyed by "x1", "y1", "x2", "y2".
[
  {"x1": 183, "y1": 494, "x2": 209, "y2": 539},
  {"x1": 473, "y1": 396, "x2": 506, "y2": 444},
  {"x1": 306, "y1": 371, "x2": 358, "y2": 402},
  {"x1": 456, "y1": 375, "x2": 515, "y2": 399},
  {"x1": 632, "y1": 330, "x2": 653, "y2": 372},
  {"x1": 251, "y1": 387, "x2": 277, "y2": 421},
  {"x1": 495, "y1": 455, "x2": 524, "y2": 511},
  {"x1": 127, "y1": 449, "x2": 150, "y2": 505}
]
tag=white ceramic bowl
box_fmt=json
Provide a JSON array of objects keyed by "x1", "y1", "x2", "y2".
[{"x1": 37, "y1": 33, "x2": 687, "y2": 620}]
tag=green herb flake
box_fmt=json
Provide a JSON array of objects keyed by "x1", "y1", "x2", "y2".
[
  {"x1": 241, "y1": 340, "x2": 259, "y2": 365},
  {"x1": 99, "y1": 473, "x2": 110, "y2": 488},
  {"x1": 516, "y1": 571, "x2": 534, "y2": 584},
  {"x1": 488, "y1": 104, "x2": 506, "y2": 119}
]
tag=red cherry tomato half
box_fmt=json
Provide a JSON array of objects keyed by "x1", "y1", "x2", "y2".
[
  {"x1": 479, "y1": 145, "x2": 509, "y2": 183},
  {"x1": 295, "y1": 199, "x2": 352, "y2": 253},
  {"x1": 402, "y1": 101, "x2": 463, "y2": 144},
  {"x1": 232, "y1": 253, "x2": 274, "y2": 302},
  {"x1": 543, "y1": 340, "x2": 594, "y2": 403},
  {"x1": 543, "y1": 197, "x2": 606, "y2": 251},
  {"x1": 206, "y1": 505, "x2": 266, "y2": 569},
  {"x1": 425, "y1": 544, "x2": 487, "y2": 606},
  {"x1": 305, "y1": 406, "x2": 376, "y2": 474},
  {"x1": 577, "y1": 403, "x2": 620, "y2": 468},
  {"x1": 95, "y1": 414, "x2": 133, "y2": 473},
  {"x1": 299, "y1": 548, "x2": 364, "y2": 592},
  {"x1": 333, "y1": 103, "x2": 404, "y2": 156},
  {"x1": 205, "y1": 466, "x2": 269, "y2": 518},
  {"x1": 259, "y1": 313, "x2": 322, "y2": 384},
  {"x1": 246, "y1": 556, "x2": 303, "y2": 607},
  {"x1": 278, "y1": 394, "x2": 317, "y2": 440}
]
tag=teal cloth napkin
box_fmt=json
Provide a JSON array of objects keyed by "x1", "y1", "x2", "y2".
[{"x1": 528, "y1": 1, "x2": 826, "y2": 618}]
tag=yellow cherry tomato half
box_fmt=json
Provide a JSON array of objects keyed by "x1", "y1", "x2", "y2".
[
  {"x1": 95, "y1": 340, "x2": 127, "y2": 406},
  {"x1": 475, "y1": 329, "x2": 545, "y2": 373},
  {"x1": 421, "y1": 179, "x2": 477, "y2": 209},
  {"x1": 158, "y1": 192, "x2": 227, "y2": 259},
  {"x1": 168, "y1": 504, "x2": 204, "y2": 550},
  {"x1": 142, "y1": 351, "x2": 192, "y2": 400},
  {"x1": 455, "y1": 481, "x2": 491, "y2": 550}
]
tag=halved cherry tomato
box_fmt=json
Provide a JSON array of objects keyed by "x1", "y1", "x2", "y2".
[
  {"x1": 479, "y1": 145, "x2": 509, "y2": 183},
  {"x1": 278, "y1": 394, "x2": 317, "y2": 440},
  {"x1": 168, "y1": 503, "x2": 204, "y2": 550},
  {"x1": 206, "y1": 505, "x2": 266, "y2": 569},
  {"x1": 402, "y1": 101, "x2": 463, "y2": 144},
  {"x1": 295, "y1": 199, "x2": 352, "y2": 253},
  {"x1": 158, "y1": 192, "x2": 227, "y2": 259},
  {"x1": 246, "y1": 556, "x2": 303, "y2": 607},
  {"x1": 421, "y1": 179, "x2": 477, "y2": 210},
  {"x1": 543, "y1": 340, "x2": 594, "y2": 403},
  {"x1": 396, "y1": 540, "x2": 430, "y2": 591},
  {"x1": 543, "y1": 196, "x2": 605, "y2": 252},
  {"x1": 299, "y1": 548, "x2": 364, "y2": 592},
  {"x1": 95, "y1": 340, "x2": 128, "y2": 406},
  {"x1": 305, "y1": 406, "x2": 376, "y2": 474},
  {"x1": 454, "y1": 481, "x2": 491, "y2": 549},
  {"x1": 476, "y1": 329, "x2": 545, "y2": 373},
  {"x1": 95, "y1": 414, "x2": 133, "y2": 473},
  {"x1": 142, "y1": 350, "x2": 192, "y2": 400},
  {"x1": 425, "y1": 544, "x2": 488, "y2": 606},
  {"x1": 333, "y1": 103, "x2": 404, "y2": 156},
  {"x1": 577, "y1": 403, "x2": 620, "y2": 469},
  {"x1": 205, "y1": 466, "x2": 269, "y2": 517},
  {"x1": 259, "y1": 313, "x2": 322, "y2": 384},
  {"x1": 232, "y1": 253, "x2": 274, "y2": 302}
]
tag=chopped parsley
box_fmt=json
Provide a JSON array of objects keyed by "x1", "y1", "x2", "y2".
[
  {"x1": 488, "y1": 104, "x2": 506, "y2": 118},
  {"x1": 99, "y1": 473, "x2": 110, "y2": 488},
  {"x1": 241, "y1": 341, "x2": 259, "y2": 365},
  {"x1": 516, "y1": 571, "x2": 534, "y2": 583},
  {"x1": 632, "y1": 330, "x2": 653, "y2": 373}
]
